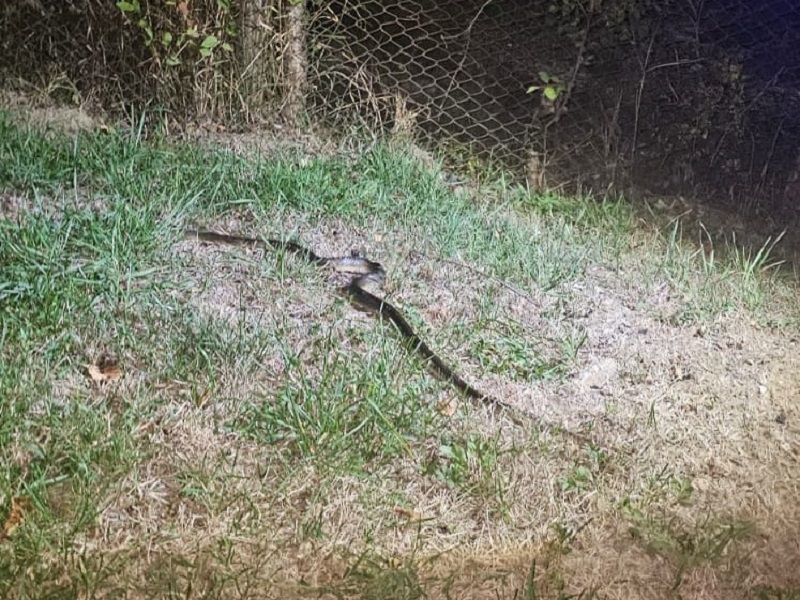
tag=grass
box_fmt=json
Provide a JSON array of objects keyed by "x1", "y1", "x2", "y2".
[{"x1": 1, "y1": 111, "x2": 799, "y2": 599}]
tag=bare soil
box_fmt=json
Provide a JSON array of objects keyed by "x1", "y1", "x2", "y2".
[{"x1": 163, "y1": 215, "x2": 800, "y2": 598}]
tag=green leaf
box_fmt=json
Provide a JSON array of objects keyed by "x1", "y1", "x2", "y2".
[
  {"x1": 538, "y1": 70, "x2": 550, "y2": 83},
  {"x1": 116, "y1": 1, "x2": 140, "y2": 13},
  {"x1": 526, "y1": 85, "x2": 541, "y2": 94},
  {"x1": 137, "y1": 19, "x2": 154, "y2": 46},
  {"x1": 199, "y1": 47, "x2": 212, "y2": 58},
  {"x1": 137, "y1": 20, "x2": 153, "y2": 43},
  {"x1": 166, "y1": 55, "x2": 182, "y2": 66},
  {"x1": 544, "y1": 86, "x2": 559, "y2": 101},
  {"x1": 221, "y1": 42, "x2": 233, "y2": 52},
  {"x1": 200, "y1": 35, "x2": 219, "y2": 49},
  {"x1": 162, "y1": 32, "x2": 173, "y2": 46}
]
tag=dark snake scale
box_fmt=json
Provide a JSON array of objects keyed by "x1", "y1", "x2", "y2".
[{"x1": 184, "y1": 229, "x2": 534, "y2": 423}]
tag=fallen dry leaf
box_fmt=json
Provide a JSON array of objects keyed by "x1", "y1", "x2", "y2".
[
  {"x1": 436, "y1": 397, "x2": 458, "y2": 418},
  {"x1": 85, "y1": 352, "x2": 123, "y2": 382},
  {"x1": 393, "y1": 506, "x2": 423, "y2": 521},
  {"x1": 86, "y1": 363, "x2": 122, "y2": 382},
  {"x1": 1, "y1": 496, "x2": 31, "y2": 540},
  {"x1": 176, "y1": 1, "x2": 195, "y2": 27}
]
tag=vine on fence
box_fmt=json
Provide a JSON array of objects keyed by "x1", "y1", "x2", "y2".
[{"x1": 115, "y1": 0, "x2": 236, "y2": 67}]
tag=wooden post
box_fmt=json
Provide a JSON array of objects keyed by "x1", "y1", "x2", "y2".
[{"x1": 282, "y1": 0, "x2": 307, "y2": 127}]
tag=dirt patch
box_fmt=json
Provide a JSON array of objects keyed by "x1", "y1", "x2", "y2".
[
  {"x1": 119, "y1": 212, "x2": 800, "y2": 598},
  {"x1": 0, "y1": 91, "x2": 108, "y2": 134}
]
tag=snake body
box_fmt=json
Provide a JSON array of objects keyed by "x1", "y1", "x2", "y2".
[{"x1": 185, "y1": 229, "x2": 525, "y2": 420}]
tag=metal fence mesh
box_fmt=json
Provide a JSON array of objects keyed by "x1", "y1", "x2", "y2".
[
  {"x1": 1, "y1": 0, "x2": 798, "y2": 219},
  {"x1": 304, "y1": 0, "x2": 800, "y2": 218}
]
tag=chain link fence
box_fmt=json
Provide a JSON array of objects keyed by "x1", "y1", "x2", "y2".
[
  {"x1": 303, "y1": 0, "x2": 800, "y2": 218},
  {"x1": 2, "y1": 0, "x2": 799, "y2": 219}
]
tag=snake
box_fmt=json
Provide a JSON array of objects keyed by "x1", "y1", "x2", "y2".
[{"x1": 183, "y1": 229, "x2": 532, "y2": 421}]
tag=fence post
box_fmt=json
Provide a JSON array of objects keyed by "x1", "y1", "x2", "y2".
[{"x1": 283, "y1": 0, "x2": 308, "y2": 127}]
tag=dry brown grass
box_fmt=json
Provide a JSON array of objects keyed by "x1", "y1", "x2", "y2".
[
  {"x1": 61, "y1": 209, "x2": 797, "y2": 599},
  {"x1": 2, "y1": 101, "x2": 799, "y2": 599}
]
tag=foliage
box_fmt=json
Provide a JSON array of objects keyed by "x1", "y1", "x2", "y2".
[
  {"x1": 115, "y1": 0, "x2": 237, "y2": 67},
  {"x1": 527, "y1": 71, "x2": 565, "y2": 103}
]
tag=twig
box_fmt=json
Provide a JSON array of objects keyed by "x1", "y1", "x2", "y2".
[
  {"x1": 437, "y1": 0, "x2": 495, "y2": 111},
  {"x1": 631, "y1": 28, "x2": 657, "y2": 163},
  {"x1": 545, "y1": 15, "x2": 591, "y2": 130},
  {"x1": 759, "y1": 118, "x2": 784, "y2": 182}
]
